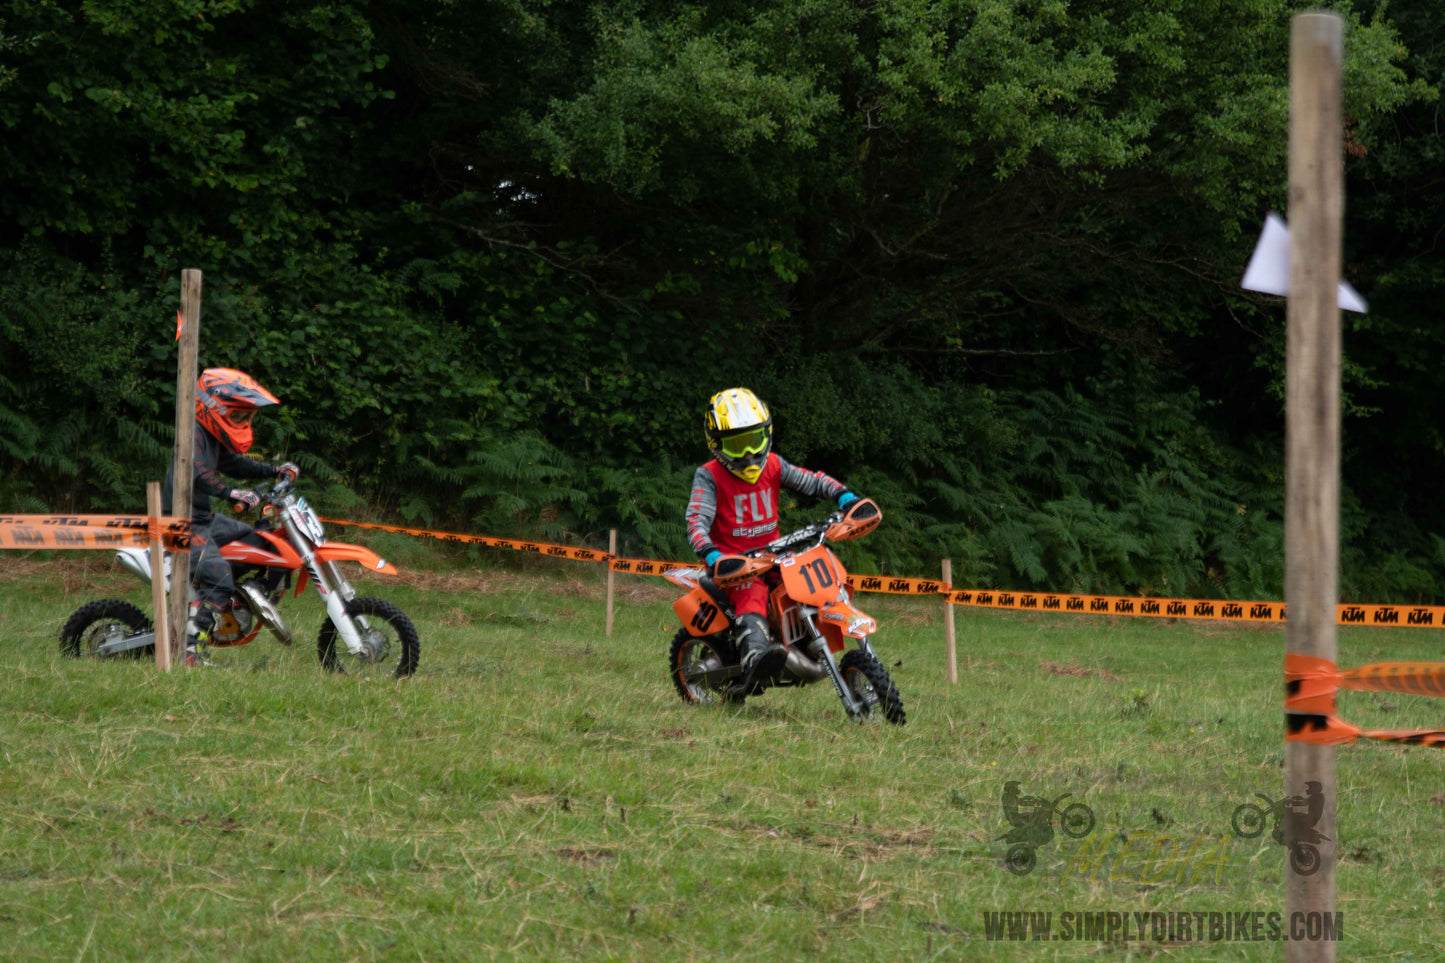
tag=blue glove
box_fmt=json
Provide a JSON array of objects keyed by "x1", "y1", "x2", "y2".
[
  {"x1": 704, "y1": 550, "x2": 722, "y2": 569},
  {"x1": 838, "y1": 492, "x2": 860, "y2": 509}
]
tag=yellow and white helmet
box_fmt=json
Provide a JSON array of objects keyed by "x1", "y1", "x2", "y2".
[{"x1": 705, "y1": 387, "x2": 773, "y2": 484}]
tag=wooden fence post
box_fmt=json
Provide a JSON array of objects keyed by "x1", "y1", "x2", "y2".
[
  {"x1": 1285, "y1": 13, "x2": 1343, "y2": 961},
  {"x1": 147, "y1": 482, "x2": 171, "y2": 671},
  {"x1": 942, "y1": 559, "x2": 957, "y2": 684},
  {"x1": 605, "y1": 529, "x2": 618, "y2": 637},
  {"x1": 168, "y1": 270, "x2": 201, "y2": 664}
]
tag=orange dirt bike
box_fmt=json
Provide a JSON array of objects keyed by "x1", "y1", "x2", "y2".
[
  {"x1": 58, "y1": 477, "x2": 419, "y2": 676},
  {"x1": 663, "y1": 498, "x2": 905, "y2": 724}
]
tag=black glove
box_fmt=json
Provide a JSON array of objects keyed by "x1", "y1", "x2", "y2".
[{"x1": 229, "y1": 488, "x2": 261, "y2": 511}]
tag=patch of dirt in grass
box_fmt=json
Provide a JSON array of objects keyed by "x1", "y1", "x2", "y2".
[
  {"x1": 392, "y1": 569, "x2": 534, "y2": 593},
  {"x1": 1186, "y1": 619, "x2": 1283, "y2": 638},
  {"x1": 745, "y1": 820, "x2": 937, "y2": 859},
  {"x1": 384, "y1": 565, "x2": 677, "y2": 605},
  {"x1": 833, "y1": 886, "x2": 888, "y2": 920},
  {"x1": 0, "y1": 556, "x2": 135, "y2": 593},
  {"x1": 558, "y1": 847, "x2": 616, "y2": 866},
  {"x1": 891, "y1": 610, "x2": 937, "y2": 627},
  {"x1": 1040, "y1": 660, "x2": 1123, "y2": 681}
]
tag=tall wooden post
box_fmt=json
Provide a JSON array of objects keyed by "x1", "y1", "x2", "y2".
[
  {"x1": 147, "y1": 482, "x2": 171, "y2": 671},
  {"x1": 168, "y1": 270, "x2": 202, "y2": 663},
  {"x1": 1285, "y1": 13, "x2": 1342, "y2": 961},
  {"x1": 941, "y1": 559, "x2": 957, "y2": 684},
  {"x1": 605, "y1": 529, "x2": 618, "y2": 637}
]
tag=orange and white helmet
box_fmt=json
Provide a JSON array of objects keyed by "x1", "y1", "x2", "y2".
[
  {"x1": 195, "y1": 368, "x2": 280, "y2": 453},
  {"x1": 704, "y1": 387, "x2": 772, "y2": 484}
]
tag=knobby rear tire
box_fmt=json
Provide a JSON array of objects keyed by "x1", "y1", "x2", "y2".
[
  {"x1": 59, "y1": 599, "x2": 153, "y2": 660},
  {"x1": 669, "y1": 628, "x2": 743, "y2": 706}
]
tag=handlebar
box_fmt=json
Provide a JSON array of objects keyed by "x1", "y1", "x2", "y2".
[
  {"x1": 230, "y1": 476, "x2": 298, "y2": 514},
  {"x1": 749, "y1": 510, "x2": 844, "y2": 559}
]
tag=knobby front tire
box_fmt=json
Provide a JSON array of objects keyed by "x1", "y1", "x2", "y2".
[
  {"x1": 317, "y1": 597, "x2": 420, "y2": 679},
  {"x1": 839, "y1": 649, "x2": 906, "y2": 725}
]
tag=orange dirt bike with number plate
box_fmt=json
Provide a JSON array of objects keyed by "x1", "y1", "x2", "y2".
[
  {"x1": 58, "y1": 477, "x2": 419, "y2": 677},
  {"x1": 663, "y1": 498, "x2": 905, "y2": 724}
]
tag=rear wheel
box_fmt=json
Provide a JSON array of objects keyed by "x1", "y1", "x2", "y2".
[
  {"x1": 669, "y1": 628, "x2": 742, "y2": 706},
  {"x1": 839, "y1": 649, "x2": 906, "y2": 725},
  {"x1": 59, "y1": 599, "x2": 153, "y2": 659},
  {"x1": 318, "y1": 597, "x2": 419, "y2": 678},
  {"x1": 1231, "y1": 802, "x2": 1268, "y2": 839}
]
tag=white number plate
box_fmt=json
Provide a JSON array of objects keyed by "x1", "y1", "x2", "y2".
[{"x1": 294, "y1": 497, "x2": 327, "y2": 542}]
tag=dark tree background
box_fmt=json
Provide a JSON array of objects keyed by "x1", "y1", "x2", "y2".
[{"x1": 2, "y1": 0, "x2": 1441, "y2": 601}]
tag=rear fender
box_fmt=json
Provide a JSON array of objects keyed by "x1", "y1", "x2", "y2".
[{"x1": 663, "y1": 566, "x2": 704, "y2": 591}]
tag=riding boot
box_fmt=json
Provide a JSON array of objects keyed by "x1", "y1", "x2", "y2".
[
  {"x1": 185, "y1": 601, "x2": 220, "y2": 668},
  {"x1": 735, "y1": 612, "x2": 786, "y2": 686}
]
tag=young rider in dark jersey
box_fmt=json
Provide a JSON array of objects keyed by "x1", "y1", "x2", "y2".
[
  {"x1": 162, "y1": 368, "x2": 297, "y2": 666},
  {"x1": 685, "y1": 387, "x2": 863, "y2": 685}
]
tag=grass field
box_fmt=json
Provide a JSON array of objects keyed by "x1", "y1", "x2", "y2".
[{"x1": 1, "y1": 549, "x2": 1442, "y2": 961}]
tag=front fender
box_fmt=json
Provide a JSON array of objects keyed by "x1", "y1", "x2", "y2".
[
  {"x1": 315, "y1": 542, "x2": 398, "y2": 575},
  {"x1": 819, "y1": 600, "x2": 876, "y2": 639}
]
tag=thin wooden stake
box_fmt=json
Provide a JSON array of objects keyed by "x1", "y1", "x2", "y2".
[
  {"x1": 168, "y1": 270, "x2": 202, "y2": 665},
  {"x1": 147, "y1": 482, "x2": 171, "y2": 671},
  {"x1": 1285, "y1": 13, "x2": 1342, "y2": 961},
  {"x1": 605, "y1": 529, "x2": 618, "y2": 637},
  {"x1": 942, "y1": 558, "x2": 958, "y2": 684}
]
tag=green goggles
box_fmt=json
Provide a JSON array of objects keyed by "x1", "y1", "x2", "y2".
[{"x1": 720, "y1": 428, "x2": 769, "y2": 459}]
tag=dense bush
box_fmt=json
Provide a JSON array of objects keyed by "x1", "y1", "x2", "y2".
[{"x1": 3, "y1": 0, "x2": 1442, "y2": 602}]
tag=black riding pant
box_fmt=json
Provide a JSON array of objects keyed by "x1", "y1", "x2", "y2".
[{"x1": 190, "y1": 514, "x2": 255, "y2": 611}]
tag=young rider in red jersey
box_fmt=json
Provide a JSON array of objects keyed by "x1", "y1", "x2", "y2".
[
  {"x1": 162, "y1": 368, "x2": 298, "y2": 666},
  {"x1": 685, "y1": 388, "x2": 864, "y2": 685}
]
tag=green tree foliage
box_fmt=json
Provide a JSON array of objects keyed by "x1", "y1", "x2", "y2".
[{"x1": 1, "y1": 0, "x2": 1440, "y2": 601}]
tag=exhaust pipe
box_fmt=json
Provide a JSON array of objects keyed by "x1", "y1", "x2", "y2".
[
  {"x1": 784, "y1": 647, "x2": 828, "y2": 682},
  {"x1": 115, "y1": 547, "x2": 172, "y2": 592}
]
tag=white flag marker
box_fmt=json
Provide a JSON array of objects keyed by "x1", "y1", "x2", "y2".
[{"x1": 1241, "y1": 212, "x2": 1367, "y2": 313}]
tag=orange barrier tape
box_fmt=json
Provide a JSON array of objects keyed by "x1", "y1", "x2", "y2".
[
  {"x1": 1286, "y1": 713, "x2": 1362, "y2": 746},
  {"x1": 1284, "y1": 653, "x2": 1445, "y2": 747},
  {"x1": 317, "y1": 517, "x2": 607, "y2": 562},
  {"x1": 850, "y1": 574, "x2": 951, "y2": 596},
  {"x1": 610, "y1": 557, "x2": 697, "y2": 576},
  {"x1": 318, "y1": 517, "x2": 1445, "y2": 628},
  {"x1": 0, "y1": 515, "x2": 190, "y2": 550},
  {"x1": 1338, "y1": 662, "x2": 1445, "y2": 696},
  {"x1": 947, "y1": 589, "x2": 1286, "y2": 621},
  {"x1": 1285, "y1": 653, "x2": 1340, "y2": 716},
  {"x1": 946, "y1": 589, "x2": 1445, "y2": 628}
]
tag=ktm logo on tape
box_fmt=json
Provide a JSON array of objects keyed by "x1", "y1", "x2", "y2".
[{"x1": 307, "y1": 516, "x2": 1445, "y2": 630}]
